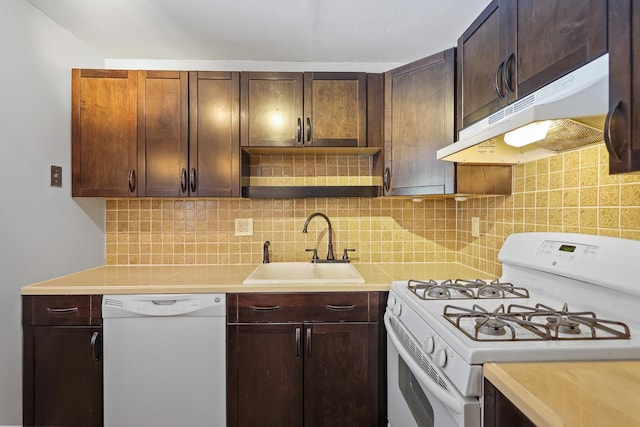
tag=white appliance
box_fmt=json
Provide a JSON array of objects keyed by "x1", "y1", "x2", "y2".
[
  {"x1": 437, "y1": 54, "x2": 608, "y2": 164},
  {"x1": 102, "y1": 293, "x2": 226, "y2": 427},
  {"x1": 385, "y1": 232, "x2": 640, "y2": 427}
]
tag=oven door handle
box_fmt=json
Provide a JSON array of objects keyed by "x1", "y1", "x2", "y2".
[{"x1": 384, "y1": 312, "x2": 464, "y2": 415}]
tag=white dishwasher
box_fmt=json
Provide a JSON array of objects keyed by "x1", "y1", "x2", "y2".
[{"x1": 102, "y1": 293, "x2": 226, "y2": 427}]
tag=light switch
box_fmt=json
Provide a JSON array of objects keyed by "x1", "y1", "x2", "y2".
[{"x1": 50, "y1": 165, "x2": 62, "y2": 187}]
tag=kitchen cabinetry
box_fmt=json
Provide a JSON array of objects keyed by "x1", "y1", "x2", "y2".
[
  {"x1": 72, "y1": 69, "x2": 138, "y2": 197},
  {"x1": 22, "y1": 295, "x2": 103, "y2": 427},
  {"x1": 457, "y1": 0, "x2": 607, "y2": 129},
  {"x1": 240, "y1": 72, "x2": 367, "y2": 148},
  {"x1": 227, "y1": 292, "x2": 385, "y2": 427},
  {"x1": 384, "y1": 49, "x2": 456, "y2": 195},
  {"x1": 607, "y1": 0, "x2": 640, "y2": 173},
  {"x1": 483, "y1": 378, "x2": 535, "y2": 427}
]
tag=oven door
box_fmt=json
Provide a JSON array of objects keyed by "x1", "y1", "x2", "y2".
[{"x1": 385, "y1": 313, "x2": 480, "y2": 427}]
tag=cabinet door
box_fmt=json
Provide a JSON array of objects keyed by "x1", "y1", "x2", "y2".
[
  {"x1": 515, "y1": 0, "x2": 607, "y2": 98},
  {"x1": 72, "y1": 69, "x2": 137, "y2": 197},
  {"x1": 607, "y1": 0, "x2": 640, "y2": 174},
  {"x1": 304, "y1": 72, "x2": 367, "y2": 147},
  {"x1": 23, "y1": 326, "x2": 102, "y2": 427},
  {"x1": 137, "y1": 71, "x2": 189, "y2": 197},
  {"x1": 227, "y1": 323, "x2": 303, "y2": 427},
  {"x1": 303, "y1": 322, "x2": 379, "y2": 427},
  {"x1": 484, "y1": 379, "x2": 536, "y2": 427},
  {"x1": 384, "y1": 49, "x2": 456, "y2": 196},
  {"x1": 190, "y1": 71, "x2": 240, "y2": 196},
  {"x1": 457, "y1": 0, "x2": 513, "y2": 129},
  {"x1": 241, "y1": 72, "x2": 303, "y2": 147}
]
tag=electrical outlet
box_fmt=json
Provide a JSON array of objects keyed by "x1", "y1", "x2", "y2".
[
  {"x1": 471, "y1": 217, "x2": 480, "y2": 238},
  {"x1": 235, "y1": 218, "x2": 253, "y2": 236}
]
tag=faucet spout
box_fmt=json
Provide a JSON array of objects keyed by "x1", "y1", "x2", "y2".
[
  {"x1": 262, "y1": 240, "x2": 271, "y2": 263},
  {"x1": 302, "y1": 212, "x2": 335, "y2": 261}
]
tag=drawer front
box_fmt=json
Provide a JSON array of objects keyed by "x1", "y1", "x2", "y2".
[
  {"x1": 229, "y1": 292, "x2": 375, "y2": 323},
  {"x1": 24, "y1": 295, "x2": 101, "y2": 326}
]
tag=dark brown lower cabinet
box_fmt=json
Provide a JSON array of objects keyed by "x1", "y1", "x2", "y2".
[
  {"x1": 227, "y1": 292, "x2": 384, "y2": 427},
  {"x1": 483, "y1": 378, "x2": 535, "y2": 427},
  {"x1": 22, "y1": 295, "x2": 103, "y2": 427}
]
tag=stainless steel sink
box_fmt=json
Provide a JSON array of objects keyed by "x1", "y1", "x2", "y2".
[{"x1": 242, "y1": 262, "x2": 365, "y2": 285}]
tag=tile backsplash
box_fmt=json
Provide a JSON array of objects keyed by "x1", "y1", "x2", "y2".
[{"x1": 106, "y1": 143, "x2": 640, "y2": 276}]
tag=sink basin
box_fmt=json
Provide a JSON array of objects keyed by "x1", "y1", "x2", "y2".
[{"x1": 242, "y1": 262, "x2": 365, "y2": 285}]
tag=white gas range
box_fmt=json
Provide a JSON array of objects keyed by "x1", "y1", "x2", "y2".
[{"x1": 385, "y1": 232, "x2": 640, "y2": 427}]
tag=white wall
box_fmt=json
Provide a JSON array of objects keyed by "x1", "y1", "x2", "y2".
[{"x1": 0, "y1": 0, "x2": 105, "y2": 423}]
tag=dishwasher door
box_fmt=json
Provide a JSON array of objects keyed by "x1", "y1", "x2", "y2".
[{"x1": 102, "y1": 294, "x2": 226, "y2": 427}]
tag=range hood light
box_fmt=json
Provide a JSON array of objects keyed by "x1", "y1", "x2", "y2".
[{"x1": 503, "y1": 121, "x2": 551, "y2": 147}]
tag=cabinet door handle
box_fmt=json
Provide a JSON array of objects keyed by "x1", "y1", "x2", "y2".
[
  {"x1": 383, "y1": 168, "x2": 391, "y2": 192},
  {"x1": 90, "y1": 331, "x2": 101, "y2": 361},
  {"x1": 305, "y1": 117, "x2": 311, "y2": 142},
  {"x1": 189, "y1": 168, "x2": 197, "y2": 193},
  {"x1": 128, "y1": 168, "x2": 136, "y2": 193},
  {"x1": 503, "y1": 53, "x2": 515, "y2": 94},
  {"x1": 326, "y1": 304, "x2": 357, "y2": 311},
  {"x1": 494, "y1": 61, "x2": 506, "y2": 98},
  {"x1": 180, "y1": 168, "x2": 188, "y2": 193},
  {"x1": 295, "y1": 327, "x2": 301, "y2": 358},
  {"x1": 306, "y1": 327, "x2": 312, "y2": 357},
  {"x1": 46, "y1": 307, "x2": 79, "y2": 314},
  {"x1": 297, "y1": 118, "x2": 302, "y2": 143},
  {"x1": 604, "y1": 100, "x2": 623, "y2": 162},
  {"x1": 250, "y1": 305, "x2": 280, "y2": 311}
]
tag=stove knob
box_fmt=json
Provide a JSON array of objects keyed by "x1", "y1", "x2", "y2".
[
  {"x1": 387, "y1": 295, "x2": 396, "y2": 309},
  {"x1": 434, "y1": 347, "x2": 448, "y2": 367},
  {"x1": 392, "y1": 302, "x2": 403, "y2": 316},
  {"x1": 422, "y1": 336, "x2": 435, "y2": 354}
]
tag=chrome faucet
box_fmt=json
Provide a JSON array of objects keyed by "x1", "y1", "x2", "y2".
[{"x1": 302, "y1": 212, "x2": 335, "y2": 261}]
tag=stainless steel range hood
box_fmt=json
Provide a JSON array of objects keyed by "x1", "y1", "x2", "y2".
[{"x1": 437, "y1": 53, "x2": 609, "y2": 164}]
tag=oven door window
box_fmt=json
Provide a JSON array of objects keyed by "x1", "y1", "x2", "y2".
[{"x1": 399, "y1": 355, "x2": 435, "y2": 427}]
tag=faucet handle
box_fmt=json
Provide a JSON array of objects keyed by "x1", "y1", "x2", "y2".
[
  {"x1": 342, "y1": 248, "x2": 356, "y2": 261},
  {"x1": 306, "y1": 248, "x2": 319, "y2": 262}
]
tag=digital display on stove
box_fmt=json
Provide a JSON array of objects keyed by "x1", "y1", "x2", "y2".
[{"x1": 558, "y1": 244, "x2": 576, "y2": 253}]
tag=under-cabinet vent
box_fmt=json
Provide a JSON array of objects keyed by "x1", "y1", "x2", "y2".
[
  {"x1": 512, "y1": 94, "x2": 534, "y2": 113},
  {"x1": 390, "y1": 316, "x2": 449, "y2": 391}
]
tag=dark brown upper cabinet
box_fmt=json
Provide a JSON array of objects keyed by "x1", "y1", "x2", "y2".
[
  {"x1": 384, "y1": 49, "x2": 456, "y2": 196},
  {"x1": 72, "y1": 69, "x2": 138, "y2": 197},
  {"x1": 606, "y1": 0, "x2": 640, "y2": 174},
  {"x1": 137, "y1": 71, "x2": 189, "y2": 197},
  {"x1": 457, "y1": 0, "x2": 607, "y2": 131},
  {"x1": 241, "y1": 72, "x2": 367, "y2": 148},
  {"x1": 188, "y1": 72, "x2": 241, "y2": 196}
]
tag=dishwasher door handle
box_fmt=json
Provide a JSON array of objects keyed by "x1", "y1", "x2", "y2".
[{"x1": 152, "y1": 300, "x2": 177, "y2": 305}]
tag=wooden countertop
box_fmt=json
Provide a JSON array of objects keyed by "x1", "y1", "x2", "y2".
[
  {"x1": 21, "y1": 262, "x2": 488, "y2": 295},
  {"x1": 484, "y1": 361, "x2": 640, "y2": 427}
]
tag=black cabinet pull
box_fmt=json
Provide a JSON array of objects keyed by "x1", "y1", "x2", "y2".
[
  {"x1": 189, "y1": 168, "x2": 197, "y2": 193},
  {"x1": 250, "y1": 305, "x2": 280, "y2": 312},
  {"x1": 46, "y1": 307, "x2": 79, "y2": 314},
  {"x1": 306, "y1": 327, "x2": 312, "y2": 357},
  {"x1": 604, "y1": 100, "x2": 623, "y2": 162},
  {"x1": 326, "y1": 304, "x2": 356, "y2": 311},
  {"x1": 90, "y1": 331, "x2": 101, "y2": 361},
  {"x1": 383, "y1": 168, "x2": 391, "y2": 192},
  {"x1": 295, "y1": 327, "x2": 301, "y2": 358},
  {"x1": 306, "y1": 117, "x2": 312, "y2": 142},
  {"x1": 494, "y1": 61, "x2": 506, "y2": 98},
  {"x1": 503, "y1": 53, "x2": 515, "y2": 94},
  {"x1": 180, "y1": 168, "x2": 188, "y2": 193},
  {"x1": 128, "y1": 168, "x2": 136, "y2": 192},
  {"x1": 297, "y1": 118, "x2": 302, "y2": 142}
]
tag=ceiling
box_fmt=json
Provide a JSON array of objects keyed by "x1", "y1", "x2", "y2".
[{"x1": 27, "y1": 0, "x2": 491, "y2": 65}]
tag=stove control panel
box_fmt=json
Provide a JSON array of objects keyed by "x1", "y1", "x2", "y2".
[{"x1": 537, "y1": 240, "x2": 598, "y2": 262}]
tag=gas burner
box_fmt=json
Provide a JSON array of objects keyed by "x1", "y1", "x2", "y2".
[
  {"x1": 407, "y1": 279, "x2": 474, "y2": 300},
  {"x1": 475, "y1": 317, "x2": 507, "y2": 336},
  {"x1": 508, "y1": 303, "x2": 631, "y2": 340}
]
